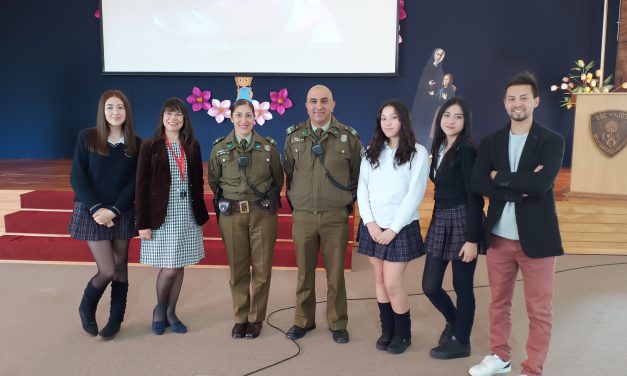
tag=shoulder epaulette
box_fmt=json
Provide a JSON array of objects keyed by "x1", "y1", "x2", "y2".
[
  {"x1": 213, "y1": 136, "x2": 225, "y2": 145},
  {"x1": 345, "y1": 125, "x2": 360, "y2": 138},
  {"x1": 286, "y1": 125, "x2": 298, "y2": 135},
  {"x1": 265, "y1": 136, "x2": 277, "y2": 146}
]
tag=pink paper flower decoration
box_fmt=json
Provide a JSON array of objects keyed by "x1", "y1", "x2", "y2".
[
  {"x1": 253, "y1": 100, "x2": 273, "y2": 126},
  {"x1": 399, "y1": 1, "x2": 406, "y2": 20},
  {"x1": 186, "y1": 87, "x2": 212, "y2": 112},
  {"x1": 208, "y1": 99, "x2": 231, "y2": 124},
  {"x1": 269, "y1": 88, "x2": 293, "y2": 115},
  {"x1": 398, "y1": 1, "x2": 406, "y2": 44}
]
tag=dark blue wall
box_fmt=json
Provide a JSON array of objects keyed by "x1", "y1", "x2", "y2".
[{"x1": 1, "y1": 0, "x2": 620, "y2": 166}]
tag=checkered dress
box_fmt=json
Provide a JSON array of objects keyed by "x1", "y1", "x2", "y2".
[
  {"x1": 424, "y1": 204, "x2": 486, "y2": 261},
  {"x1": 140, "y1": 143, "x2": 204, "y2": 268},
  {"x1": 357, "y1": 220, "x2": 424, "y2": 262},
  {"x1": 68, "y1": 201, "x2": 137, "y2": 240}
]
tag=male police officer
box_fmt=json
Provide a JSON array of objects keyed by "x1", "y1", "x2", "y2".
[{"x1": 283, "y1": 85, "x2": 362, "y2": 344}]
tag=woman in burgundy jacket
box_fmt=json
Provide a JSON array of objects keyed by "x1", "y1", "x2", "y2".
[{"x1": 135, "y1": 97, "x2": 209, "y2": 335}]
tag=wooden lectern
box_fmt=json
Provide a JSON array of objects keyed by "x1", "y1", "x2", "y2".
[{"x1": 569, "y1": 93, "x2": 627, "y2": 198}]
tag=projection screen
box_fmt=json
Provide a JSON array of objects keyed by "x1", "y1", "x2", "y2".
[{"x1": 100, "y1": 0, "x2": 398, "y2": 75}]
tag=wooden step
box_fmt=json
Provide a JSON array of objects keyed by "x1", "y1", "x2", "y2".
[
  {"x1": 560, "y1": 223, "x2": 627, "y2": 233},
  {"x1": 561, "y1": 232, "x2": 627, "y2": 242}
]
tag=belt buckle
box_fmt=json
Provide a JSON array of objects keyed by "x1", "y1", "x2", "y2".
[{"x1": 239, "y1": 201, "x2": 249, "y2": 213}]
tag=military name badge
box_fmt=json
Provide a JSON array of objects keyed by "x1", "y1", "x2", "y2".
[
  {"x1": 264, "y1": 145, "x2": 271, "y2": 151},
  {"x1": 590, "y1": 110, "x2": 627, "y2": 158},
  {"x1": 292, "y1": 136, "x2": 301, "y2": 143},
  {"x1": 340, "y1": 134, "x2": 348, "y2": 142}
]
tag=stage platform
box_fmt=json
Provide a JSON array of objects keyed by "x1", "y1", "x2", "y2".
[{"x1": 1, "y1": 159, "x2": 626, "y2": 259}]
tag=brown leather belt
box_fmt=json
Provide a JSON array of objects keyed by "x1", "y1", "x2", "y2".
[{"x1": 231, "y1": 200, "x2": 263, "y2": 213}]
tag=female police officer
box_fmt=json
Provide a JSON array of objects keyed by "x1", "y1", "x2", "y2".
[{"x1": 208, "y1": 98, "x2": 284, "y2": 339}]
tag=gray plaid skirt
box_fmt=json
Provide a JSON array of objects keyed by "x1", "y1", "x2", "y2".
[
  {"x1": 68, "y1": 201, "x2": 138, "y2": 241},
  {"x1": 357, "y1": 220, "x2": 424, "y2": 262},
  {"x1": 424, "y1": 204, "x2": 485, "y2": 261}
]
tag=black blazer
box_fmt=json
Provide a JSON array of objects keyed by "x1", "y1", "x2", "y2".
[
  {"x1": 430, "y1": 140, "x2": 484, "y2": 243},
  {"x1": 135, "y1": 137, "x2": 209, "y2": 230},
  {"x1": 471, "y1": 121, "x2": 564, "y2": 258}
]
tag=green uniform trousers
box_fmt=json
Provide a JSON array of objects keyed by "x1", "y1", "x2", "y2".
[
  {"x1": 219, "y1": 209, "x2": 277, "y2": 323},
  {"x1": 292, "y1": 208, "x2": 349, "y2": 330}
]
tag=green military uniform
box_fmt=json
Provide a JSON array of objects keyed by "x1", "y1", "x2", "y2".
[
  {"x1": 283, "y1": 116, "x2": 362, "y2": 331},
  {"x1": 208, "y1": 130, "x2": 284, "y2": 324}
]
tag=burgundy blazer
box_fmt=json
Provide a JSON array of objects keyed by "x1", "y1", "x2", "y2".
[{"x1": 135, "y1": 137, "x2": 209, "y2": 230}]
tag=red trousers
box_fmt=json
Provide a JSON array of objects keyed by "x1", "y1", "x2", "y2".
[{"x1": 486, "y1": 235, "x2": 556, "y2": 376}]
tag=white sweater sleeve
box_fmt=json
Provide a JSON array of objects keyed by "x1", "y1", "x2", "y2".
[
  {"x1": 356, "y1": 157, "x2": 375, "y2": 225},
  {"x1": 389, "y1": 145, "x2": 429, "y2": 233}
]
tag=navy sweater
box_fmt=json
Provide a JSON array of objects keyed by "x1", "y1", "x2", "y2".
[{"x1": 70, "y1": 128, "x2": 141, "y2": 215}]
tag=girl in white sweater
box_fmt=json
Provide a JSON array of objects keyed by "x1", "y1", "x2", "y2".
[{"x1": 357, "y1": 99, "x2": 429, "y2": 354}]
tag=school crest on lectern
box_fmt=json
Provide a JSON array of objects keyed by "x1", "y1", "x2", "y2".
[{"x1": 590, "y1": 110, "x2": 627, "y2": 158}]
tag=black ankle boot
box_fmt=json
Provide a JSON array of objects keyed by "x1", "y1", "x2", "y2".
[
  {"x1": 78, "y1": 280, "x2": 106, "y2": 336},
  {"x1": 387, "y1": 310, "x2": 411, "y2": 354},
  {"x1": 99, "y1": 281, "x2": 129, "y2": 339},
  {"x1": 376, "y1": 302, "x2": 395, "y2": 351},
  {"x1": 430, "y1": 336, "x2": 471, "y2": 359},
  {"x1": 438, "y1": 322, "x2": 454, "y2": 345}
]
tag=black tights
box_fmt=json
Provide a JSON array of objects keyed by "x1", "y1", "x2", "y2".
[
  {"x1": 153, "y1": 268, "x2": 185, "y2": 323},
  {"x1": 87, "y1": 240, "x2": 129, "y2": 289},
  {"x1": 422, "y1": 254, "x2": 477, "y2": 344}
]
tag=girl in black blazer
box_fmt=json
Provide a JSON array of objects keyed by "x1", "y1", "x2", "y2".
[{"x1": 422, "y1": 98, "x2": 485, "y2": 359}]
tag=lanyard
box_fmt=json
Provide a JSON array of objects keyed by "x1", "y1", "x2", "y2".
[{"x1": 165, "y1": 139, "x2": 186, "y2": 183}]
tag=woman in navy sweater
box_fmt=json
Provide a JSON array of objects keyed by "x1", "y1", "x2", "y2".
[
  {"x1": 422, "y1": 97, "x2": 485, "y2": 359},
  {"x1": 69, "y1": 90, "x2": 141, "y2": 339}
]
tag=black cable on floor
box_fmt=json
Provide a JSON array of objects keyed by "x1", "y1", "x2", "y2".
[{"x1": 243, "y1": 261, "x2": 627, "y2": 375}]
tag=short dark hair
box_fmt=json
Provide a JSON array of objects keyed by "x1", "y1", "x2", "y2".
[
  {"x1": 504, "y1": 71, "x2": 539, "y2": 98},
  {"x1": 230, "y1": 98, "x2": 254, "y2": 114}
]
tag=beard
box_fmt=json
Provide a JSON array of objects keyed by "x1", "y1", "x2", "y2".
[{"x1": 509, "y1": 109, "x2": 529, "y2": 122}]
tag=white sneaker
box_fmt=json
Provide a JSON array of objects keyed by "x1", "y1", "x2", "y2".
[{"x1": 468, "y1": 354, "x2": 512, "y2": 376}]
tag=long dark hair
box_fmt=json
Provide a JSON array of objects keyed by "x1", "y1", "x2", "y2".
[
  {"x1": 365, "y1": 99, "x2": 417, "y2": 169},
  {"x1": 90, "y1": 89, "x2": 138, "y2": 156},
  {"x1": 431, "y1": 97, "x2": 475, "y2": 169},
  {"x1": 154, "y1": 97, "x2": 195, "y2": 146}
]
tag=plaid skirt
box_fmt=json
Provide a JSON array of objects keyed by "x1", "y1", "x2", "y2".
[
  {"x1": 357, "y1": 220, "x2": 424, "y2": 262},
  {"x1": 424, "y1": 204, "x2": 486, "y2": 261},
  {"x1": 68, "y1": 201, "x2": 137, "y2": 241}
]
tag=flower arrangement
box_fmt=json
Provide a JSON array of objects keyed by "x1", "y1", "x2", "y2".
[
  {"x1": 551, "y1": 59, "x2": 627, "y2": 109},
  {"x1": 187, "y1": 84, "x2": 292, "y2": 125}
]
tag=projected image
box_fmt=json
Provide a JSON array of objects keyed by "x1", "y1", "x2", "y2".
[
  {"x1": 101, "y1": 0, "x2": 397, "y2": 74},
  {"x1": 411, "y1": 48, "x2": 458, "y2": 146}
]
